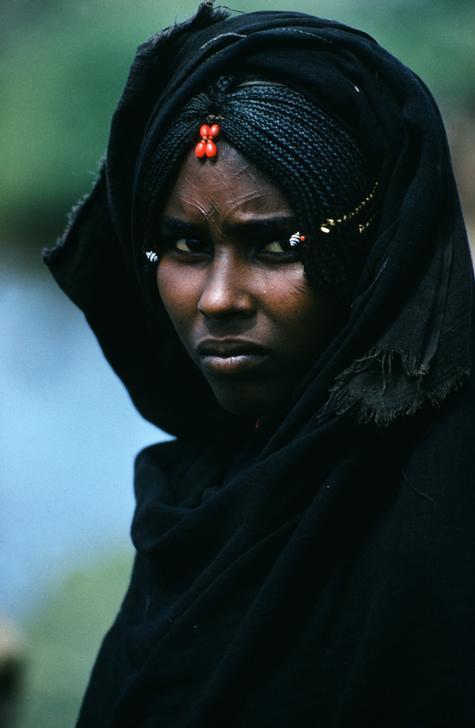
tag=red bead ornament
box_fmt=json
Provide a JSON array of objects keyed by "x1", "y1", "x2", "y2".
[
  {"x1": 195, "y1": 123, "x2": 221, "y2": 159},
  {"x1": 195, "y1": 142, "x2": 206, "y2": 158},
  {"x1": 206, "y1": 141, "x2": 217, "y2": 158}
]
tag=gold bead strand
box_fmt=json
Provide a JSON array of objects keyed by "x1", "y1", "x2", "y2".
[{"x1": 319, "y1": 180, "x2": 379, "y2": 235}]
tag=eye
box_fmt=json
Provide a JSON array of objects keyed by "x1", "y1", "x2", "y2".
[
  {"x1": 174, "y1": 238, "x2": 210, "y2": 254},
  {"x1": 259, "y1": 238, "x2": 299, "y2": 257},
  {"x1": 261, "y1": 240, "x2": 289, "y2": 254}
]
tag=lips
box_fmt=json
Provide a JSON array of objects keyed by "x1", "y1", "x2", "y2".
[{"x1": 196, "y1": 339, "x2": 271, "y2": 375}]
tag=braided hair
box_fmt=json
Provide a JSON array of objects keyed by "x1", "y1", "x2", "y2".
[{"x1": 138, "y1": 75, "x2": 379, "y2": 292}]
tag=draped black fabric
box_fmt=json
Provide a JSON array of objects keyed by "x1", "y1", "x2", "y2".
[{"x1": 44, "y1": 4, "x2": 475, "y2": 726}]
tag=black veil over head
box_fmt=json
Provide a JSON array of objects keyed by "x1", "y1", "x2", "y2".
[{"x1": 45, "y1": 1, "x2": 472, "y2": 436}]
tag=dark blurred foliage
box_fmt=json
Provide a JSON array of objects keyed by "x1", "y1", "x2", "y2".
[
  {"x1": 0, "y1": 618, "x2": 25, "y2": 728},
  {"x1": 1, "y1": 0, "x2": 474, "y2": 251},
  {"x1": 17, "y1": 553, "x2": 132, "y2": 728}
]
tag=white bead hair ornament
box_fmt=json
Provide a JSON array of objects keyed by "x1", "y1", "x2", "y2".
[
  {"x1": 289, "y1": 232, "x2": 307, "y2": 247},
  {"x1": 145, "y1": 250, "x2": 159, "y2": 264}
]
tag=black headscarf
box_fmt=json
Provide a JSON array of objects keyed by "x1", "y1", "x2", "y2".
[{"x1": 44, "y1": 4, "x2": 475, "y2": 726}]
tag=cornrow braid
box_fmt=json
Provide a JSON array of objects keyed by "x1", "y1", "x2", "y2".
[{"x1": 136, "y1": 75, "x2": 379, "y2": 292}]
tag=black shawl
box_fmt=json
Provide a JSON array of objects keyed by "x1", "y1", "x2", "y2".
[{"x1": 44, "y1": 4, "x2": 475, "y2": 726}]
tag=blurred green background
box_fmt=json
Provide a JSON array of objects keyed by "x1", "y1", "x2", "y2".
[
  {"x1": 2, "y1": 0, "x2": 474, "y2": 253},
  {"x1": 1, "y1": 1, "x2": 474, "y2": 726}
]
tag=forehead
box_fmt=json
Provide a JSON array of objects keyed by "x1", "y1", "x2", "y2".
[{"x1": 162, "y1": 141, "x2": 294, "y2": 222}]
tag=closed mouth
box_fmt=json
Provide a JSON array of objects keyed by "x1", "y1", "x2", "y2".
[
  {"x1": 196, "y1": 339, "x2": 271, "y2": 358},
  {"x1": 196, "y1": 339, "x2": 272, "y2": 375}
]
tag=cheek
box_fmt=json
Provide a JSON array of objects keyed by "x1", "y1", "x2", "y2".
[
  {"x1": 264, "y1": 268, "x2": 317, "y2": 324},
  {"x1": 156, "y1": 263, "x2": 198, "y2": 331},
  {"x1": 263, "y1": 269, "x2": 331, "y2": 353}
]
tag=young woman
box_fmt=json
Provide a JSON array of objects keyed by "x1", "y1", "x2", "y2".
[{"x1": 45, "y1": 3, "x2": 475, "y2": 726}]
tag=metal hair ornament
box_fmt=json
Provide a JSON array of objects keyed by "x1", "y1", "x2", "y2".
[
  {"x1": 289, "y1": 232, "x2": 307, "y2": 247},
  {"x1": 195, "y1": 123, "x2": 221, "y2": 159},
  {"x1": 319, "y1": 181, "x2": 379, "y2": 235}
]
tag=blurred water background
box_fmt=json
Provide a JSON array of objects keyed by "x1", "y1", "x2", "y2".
[{"x1": 1, "y1": 0, "x2": 474, "y2": 725}]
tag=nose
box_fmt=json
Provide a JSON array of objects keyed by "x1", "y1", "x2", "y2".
[{"x1": 197, "y1": 251, "x2": 255, "y2": 321}]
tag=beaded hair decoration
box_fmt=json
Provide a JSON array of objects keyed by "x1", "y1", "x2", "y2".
[
  {"x1": 195, "y1": 123, "x2": 221, "y2": 158},
  {"x1": 286, "y1": 180, "x2": 378, "y2": 253},
  {"x1": 145, "y1": 250, "x2": 159, "y2": 264},
  {"x1": 319, "y1": 181, "x2": 379, "y2": 236},
  {"x1": 289, "y1": 232, "x2": 306, "y2": 247}
]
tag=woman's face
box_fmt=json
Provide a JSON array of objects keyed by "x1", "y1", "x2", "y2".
[{"x1": 156, "y1": 142, "x2": 339, "y2": 418}]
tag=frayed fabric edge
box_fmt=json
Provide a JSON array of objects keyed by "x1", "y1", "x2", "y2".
[
  {"x1": 159, "y1": 1, "x2": 231, "y2": 42},
  {"x1": 325, "y1": 346, "x2": 470, "y2": 427},
  {"x1": 42, "y1": 157, "x2": 105, "y2": 265}
]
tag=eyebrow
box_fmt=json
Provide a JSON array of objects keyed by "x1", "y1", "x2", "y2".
[{"x1": 159, "y1": 215, "x2": 297, "y2": 238}]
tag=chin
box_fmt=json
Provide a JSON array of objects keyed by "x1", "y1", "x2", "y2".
[{"x1": 211, "y1": 382, "x2": 287, "y2": 419}]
